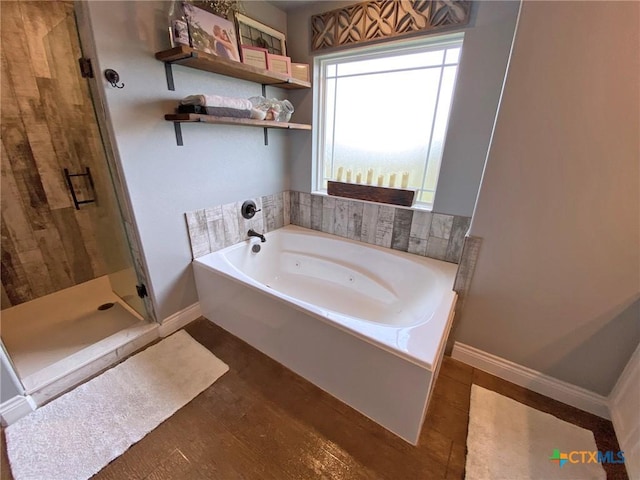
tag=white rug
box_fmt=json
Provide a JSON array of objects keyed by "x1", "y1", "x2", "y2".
[
  {"x1": 5, "y1": 330, "x2": 229, "y2": 480},
  {"x1": 466, "y1": 384, "x2": 606, "y2": 480}
]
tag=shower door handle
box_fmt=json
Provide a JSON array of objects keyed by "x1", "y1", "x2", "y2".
[{"x1": 63, "y1": 167, "x2": 96, "y2": 210}]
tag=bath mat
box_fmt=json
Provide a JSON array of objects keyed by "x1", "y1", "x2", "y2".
[
  {"x1": 5, "y1": 330, "x2": 229, "y2": 480},
  {"x1": 465, "y1": 384, "x2": 605, "y2": 480}
]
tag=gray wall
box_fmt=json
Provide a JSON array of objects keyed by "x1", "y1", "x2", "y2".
[
  {"x1": 285, "y1": 1, "x2": 520, "y2": 218},
  {"x1": 458, "y1": 1, "x2": 640, "y2": 396},
  {"x1": 83, "y1": 1, "x2": 291, "y2": 321}
]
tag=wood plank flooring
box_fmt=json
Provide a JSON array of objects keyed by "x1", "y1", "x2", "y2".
[{"x1": 0, "y1": 318, "x2": 628, "y2": 479}]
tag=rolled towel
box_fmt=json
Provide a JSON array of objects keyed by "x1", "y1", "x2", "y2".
[{"x1": 180, "y1": 94, "x2": 252, "y2": 111}]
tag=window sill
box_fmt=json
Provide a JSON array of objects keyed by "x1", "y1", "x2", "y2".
[{"x1": 310, "y1": 189, "x2": 433, "y2": 212}]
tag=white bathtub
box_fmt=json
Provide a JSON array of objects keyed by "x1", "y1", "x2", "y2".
[{"x1": 194, "y1": 225, "x2": 457, "y2": 444}]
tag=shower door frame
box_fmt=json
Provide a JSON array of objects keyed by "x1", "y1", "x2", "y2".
[{"x1": 72, "y1": 1, "x2": 157, "y2": 323}]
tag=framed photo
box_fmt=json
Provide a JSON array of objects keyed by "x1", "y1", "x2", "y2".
[
  {"x1": 182, "y1": 3, "x2": 240, "y2": 62},
  {"x1": 266, "y1": 53, "x2": 291, "y2": 76},
  {"x1": 240, "y1": 45, "x2": 268, "y2": 70},
  {"x1": 235, "y1": 13, "x2": 286, "y2": 56}
]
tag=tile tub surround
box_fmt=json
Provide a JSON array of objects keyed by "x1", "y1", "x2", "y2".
[
  {"x1": 289, "y1": 191, "x2": 472, "y2": 264},
  {"x1": 186, "y1": 191, "x2": 472, "y2": 263},
  {"x1": 185, "y1": 192, "x2": 290, "y2": 259}
]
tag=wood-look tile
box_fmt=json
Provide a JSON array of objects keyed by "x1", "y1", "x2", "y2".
[
  {"x1": 44, "y1": 13, "x2": 84, "y2": 108},
  {"x1": 347, "y1": 200, "x2": 363, "y2": 241},
  {"x1": 440, "y1": 356, "x2": 474, "y2": 386},
  {"x1": 391, "y1": 208, "x2": 413, "y2": 251},
  {"x1": 0, "y1": 2, "x2": 40, "y2": 102},
  {"x1": 432, "y1": 374, "x2": 471, "y2": 413},
  {"x1": 445, "y1": 216, "x2": 471, "y2": 263},
  {"x1": 187, "y1": 321, "x2": 448, "y2": 480},
  {"x1": 360, "y1": 202, "x2": 379, "y2": 245},
  {"x1": 283, "y1": 190, "x2": 291, "y2": 226},
  {"x1": 34, "y1": 228, "x2": 74, "y2": 291},
  {"x1": 0, "y1": 144, "x2": 37, "y2": 254},
  {"x1": 408, "y1": 235, "x2": 428, "y2": 256},
  {"x1": 15, "y1": 2, "x2": 52, "y2": 79},
  {"x1": 50, "y1": 207, "x2": 94, "y2": 284},
  {"x1": 321, "y1": 195, "x2": 335, "y2": 234},
  {"x1": 0, "y1": 223, "x2": 33, "y2": 306},
  {"x1": 426, "y1": 237, "x2": 449, "y2": 261},
  {"x1": 298, "y1": 194, "x2": 311, "y2": 229},
  {"x1": 410, "y1": 210, "x2": 433, "y2": 240},
  {"x1": 141, "y1": 449, "x2": 198, "y2": 480},
  {"x1": 423, "y1": 391, "x2": 470, "y2": 444},
  {"x1": 204, "y1": 205, "x2": 225, "y2": 251},
  {"x1": 275, "y1": 192, "x2": 285, "y2": 229},
  {"x1": 333, "y1": 199, "x2": 349, "y2": 237},
  {"x1": 185, "y1": 210, "x2": 210, "y2": 259},
  {"x1": 75, "y1": 208, "x2": 107, "y2": 277},
  {"x1": 430, "y1": 213, "x2": 454, "y2": 240},
  {"x1": 310, "y1": 194, "x2": 323, "y2": 231},
  {"x1": 417, "y1": 425, "x2": 453, "y2": 467},
  {"x1": 222, "y1": 201, "x2": 241, "y2": 246},
  {"x1": 1, "y1": 319, "x2": 627, "y2": 480},
  {"x1": 1, "y1": 2, "x2": 118, "y2": 308},
  {"x1": 1, "y1": 285, "x2": 11, "y2": 310},
  {"x1": 289, "y1": 191, "x2": 300, "y2": 225},
  {"x1": 446, "y1": 442, "x2": 467, "y2": 479},
  {"x1": 374, "y1": 205, "x2": 395, "y2": 248},
  {"x1": 17, "y1": 248, "x2": 53, "y2": 299},
  {"x1": 262, "y1": 194, "x2": 277, "y2": 232}
]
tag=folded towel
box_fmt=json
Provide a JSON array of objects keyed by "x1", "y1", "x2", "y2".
[
  {"x1": 180, "y1": 94, "x2": 252, "y2": 111},
  {"x1": 177, "y1": 105, "x2": 251, "y2": 118}
]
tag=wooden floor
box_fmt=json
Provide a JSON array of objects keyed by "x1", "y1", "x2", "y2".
[{"x1": 1, "y1": 317, "x2": 627, "y2": 479}]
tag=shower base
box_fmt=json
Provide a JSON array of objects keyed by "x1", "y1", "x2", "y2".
[{"x1": 1, "y1": 276, "x2": 156, "y2": 405}]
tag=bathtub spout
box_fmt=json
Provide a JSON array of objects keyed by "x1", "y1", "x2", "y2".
[{"x1": 247, "y1": 229, "x2": 266, "y2": 243}]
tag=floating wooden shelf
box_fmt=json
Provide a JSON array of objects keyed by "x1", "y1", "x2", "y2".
[
  {"x1": 327, "y1": 181, "x2": 416, "y2": 207},
  {"x1": 165, "y1": 113, "x2": 311, "y2": 129},
  {"x1": 164, "y1": 113, "x2": 311, "y2": 146},
  {"x1": 156, "y1": 46, "x2": 311, "y2": 90}
]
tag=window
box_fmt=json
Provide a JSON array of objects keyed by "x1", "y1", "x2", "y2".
[{"x1": 314, "y1": 34, "x2": 464, "y2": 207}]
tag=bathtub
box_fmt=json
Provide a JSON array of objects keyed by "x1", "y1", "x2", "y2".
[{"x1": 193, "y1": 225, "x2": 457, "y2": 444}]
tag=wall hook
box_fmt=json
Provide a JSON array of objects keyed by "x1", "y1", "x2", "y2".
[{"x1": 104, "y1": 69, "x2": 124, "y2": 88}]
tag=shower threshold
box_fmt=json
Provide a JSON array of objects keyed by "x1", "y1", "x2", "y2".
[{"x1": 2, "y1": 276, "x2": 156, "y2": 406}]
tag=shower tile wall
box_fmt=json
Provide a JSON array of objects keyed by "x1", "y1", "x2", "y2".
[
  {"x1": 289, "y1": 191, "x2": 472, "y2": 264},
  {"x1": 1, "y1": 1, "x2": 110, "y2": 308}
]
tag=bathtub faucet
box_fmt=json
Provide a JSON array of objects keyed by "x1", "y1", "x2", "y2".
[{"x1": 247, "y1": 229, "x2": 266, "y2": 243}]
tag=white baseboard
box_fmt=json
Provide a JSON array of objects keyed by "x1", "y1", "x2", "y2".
[
  {"x1": 158, "y1": 302, "x2": 202, "y2": 338},
  {"x1": 451, "y1": 342, "x2": 610, "y2": 419},
  {"x1": 0, "y1": 395, "x2": 36, "y2": 426},
  {"x1": 609, "y1": 343, "x2": 640, "y2": 480}
]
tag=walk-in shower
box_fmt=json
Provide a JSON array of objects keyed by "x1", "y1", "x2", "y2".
[{"x1": 0, "y1": 0, "x2": 152, "y2": 406}]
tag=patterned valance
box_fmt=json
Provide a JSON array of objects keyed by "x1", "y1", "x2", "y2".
[{"x1": 311, "y1": 1, "x2": 472, "y2": 52}]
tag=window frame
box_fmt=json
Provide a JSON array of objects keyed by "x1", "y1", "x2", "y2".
[{"x1": 312, "y1": 33, "x2": 465, "y2": 209}]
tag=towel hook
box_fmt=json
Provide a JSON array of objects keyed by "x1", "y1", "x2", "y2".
[{"x1": 104, "y1": 69, "x2": 124, "y2": 89}]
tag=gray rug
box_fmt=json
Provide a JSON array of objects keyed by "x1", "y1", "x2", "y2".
[
  {"x1": 465, "y1": 384, "x2": 605, "y2": 480},
  {"x1": 6, "y1": 330, "x2": 228, "y2": 480}
]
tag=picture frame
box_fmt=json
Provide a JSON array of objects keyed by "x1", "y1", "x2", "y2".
[
  {"x1": 266, "y1": 53, "x2": 291, "y2": 76},
  {"x1": 240, "y1": 45, "x2": 268, "y2": 70},
  {"x1": 182, "y1": 3, "x2": 241, "y2": 62},
  {"x1": 234, "y1": 12, "x2": 287, "y2": 56}
]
